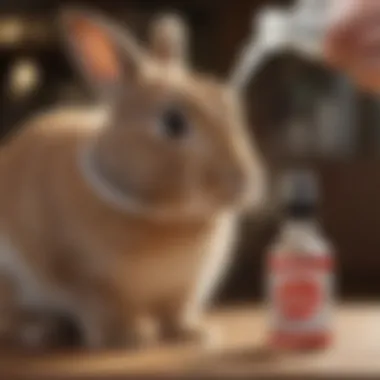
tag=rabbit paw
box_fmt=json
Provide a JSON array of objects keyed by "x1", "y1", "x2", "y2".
[
  {"x1": 119, "y1": 328, "x2": 154, "y2": 350},
  {"x1": 16, "y1": 312, "x2": 77, "y2": 350},
  {"x1": 109, "y1": 317, "x2": 157, "y2": 350},
  {"x1": 161, "y1": 321, "x2": 220, "y2": 348}
]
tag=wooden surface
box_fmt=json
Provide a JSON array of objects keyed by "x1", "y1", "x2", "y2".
[{"x1": 0, "y1": 303, "x2": 379, "y2": 379}]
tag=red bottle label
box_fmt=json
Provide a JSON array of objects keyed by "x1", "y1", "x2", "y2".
[
  {"x1": 276, "y1": 278, "x2": 322, "y2": 321},
  {"x1": 267, "y1": 254, "x2": 334, "y2": 349}
]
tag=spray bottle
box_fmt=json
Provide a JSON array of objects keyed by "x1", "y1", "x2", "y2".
[{"x1": 230, "y1": 0, "x2": 345, "y2": 89}]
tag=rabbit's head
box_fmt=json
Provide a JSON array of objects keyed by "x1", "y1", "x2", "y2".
[{"x1": 60, "y1": 8, "x2": 266, "y2": 219}]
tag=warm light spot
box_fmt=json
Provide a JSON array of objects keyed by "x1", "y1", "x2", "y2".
[
  {"x1": 0, "y1": 19, "x2": 24, "y2": 45},
  {"x1": 8, "y1": 59, "x2": 41, "y2": 99}
]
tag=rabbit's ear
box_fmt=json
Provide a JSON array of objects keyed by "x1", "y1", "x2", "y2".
[
  {"x1": 59, "y1": 8, "x2": 144, "y2": 101},
  {"x1": 149, "y1": 14, "x2": 189, "y2": 66}
]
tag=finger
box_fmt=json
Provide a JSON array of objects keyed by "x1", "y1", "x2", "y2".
[
  {"x1": 324, "y1": 2, "x2": 378, "y2": 69},
  {"x1": 350, "y1": 55, "x2": 380, "y2": 92},
  {"x1": 328, "y1": 0, "x2": 358, "y2": 26},
  {"x1": 325, "y1": 21, "x2": 357, "y2": 69},
  {"x1": 356, "y1": 16, "x2": 380, "y2": 47}
]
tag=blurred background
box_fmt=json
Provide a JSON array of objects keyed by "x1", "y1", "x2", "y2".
[{"x1": 0, "y1": 0, "x2": 379, "y2": 304}]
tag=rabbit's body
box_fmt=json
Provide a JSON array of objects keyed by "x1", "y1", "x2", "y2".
[
  {"x1": 0, "y1": 107, "x2": 238, "y2": 347},
  {"x1": 0, "y1": 9, "x2": 265, "y2": 349}
]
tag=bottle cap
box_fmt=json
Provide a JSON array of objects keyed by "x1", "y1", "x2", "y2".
[{"x1": 280, "y1": 169, "x2": 320, "y2": 217}]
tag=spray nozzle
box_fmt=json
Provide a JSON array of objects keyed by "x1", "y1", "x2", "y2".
[
  {"x1": 230, "y1": 0, "x2": 333, "y2": 90},
  {"x1": 230, "y1": 6, "x2": 291, "y2": 89}
]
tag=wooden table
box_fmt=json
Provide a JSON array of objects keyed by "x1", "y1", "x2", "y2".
[{"x1": 0, "y1": 303, "x2": 379, "y2": 379}]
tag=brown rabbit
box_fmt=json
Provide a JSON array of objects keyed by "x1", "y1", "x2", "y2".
[{"x1": 0, "y1": 8, "x2": 266, "y2": 349}]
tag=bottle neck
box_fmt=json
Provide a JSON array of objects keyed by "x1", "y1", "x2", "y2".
[{"x1": 281, "y1": 217, "x2": 320, "y2": 240}]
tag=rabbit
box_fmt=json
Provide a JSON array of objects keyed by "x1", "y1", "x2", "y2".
[{"x1": 0, "y1": 7, "x2": 266, "y2": 349}]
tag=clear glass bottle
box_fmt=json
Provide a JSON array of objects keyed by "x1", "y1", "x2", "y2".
[{"x1": 265, "y1": 169, "x2": 335, "y2": 350}]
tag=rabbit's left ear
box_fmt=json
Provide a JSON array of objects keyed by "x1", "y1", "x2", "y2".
[
  {"x1": 59, "y1": 7, "x2": 145, "y2": 101},
  {"x1": 149, "y1": 14, "x2": 189, "y2": 66}
]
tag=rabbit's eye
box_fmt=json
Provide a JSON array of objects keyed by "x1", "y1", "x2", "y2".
[{"x1": 159, "y1": 108, "x2": 189, "y2": 139}]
